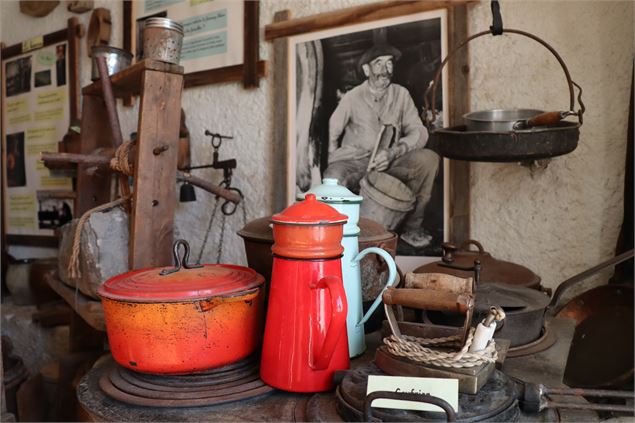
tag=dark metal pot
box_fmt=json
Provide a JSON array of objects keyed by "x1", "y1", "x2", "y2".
[
  {"x1": 424, "y1": 283, "x2": 550, "y2": 348},
  {"x1": 414, "y1": 240, "x2": 542, "y2": 289}
]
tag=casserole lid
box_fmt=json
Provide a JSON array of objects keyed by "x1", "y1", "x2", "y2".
[
  {"x1": 271, "y1": 193, "x2": 347, "y2": 225},
  {"x1": 414, "y1": 240, "x2": 541, "y2": 288},
  {"x1": 98, "y1": 240, "x2": 264, "y2": 303},
  {"x1": 99, "y1": 264, "x2": 263, "y2": 302}
]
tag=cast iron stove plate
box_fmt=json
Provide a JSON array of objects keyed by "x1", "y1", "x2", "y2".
[
  {"x1": 308, "y1": 363, "x2": 520, "y2": 422},
  {"x1": 98, "y1": 356, "x2": 274, "y2": 407}
]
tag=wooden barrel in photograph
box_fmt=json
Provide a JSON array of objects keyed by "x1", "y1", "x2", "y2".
[{"x1": 359, "y1": 171, "x2": 415, "y2": 231}]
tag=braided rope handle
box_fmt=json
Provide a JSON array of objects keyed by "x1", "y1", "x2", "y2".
[{"x1": 383, "y1": 328, "x2": 498, "y2": 368}]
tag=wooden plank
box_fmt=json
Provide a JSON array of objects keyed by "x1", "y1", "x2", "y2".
[
  {"x1": 1, "y1": 28, "x2": 67, "y2": 59},
  {"x1": 82, "y1": 59, "x2": 183, "y2": 97},
  {"x1": 130, "y1": 69, "x2": 183, "y2": 269},
  {"x1": 44, "y1": 271, "x2": 105, "y2": 331},
  {"x1": 447, "y1": 4, "x2": 470, "y2": 243},
  {"x1": 184, "y1": 60, "x2": 267, "y2": 89},
  {"x1": 243, "y1": 0, "x2": 260, "y2": 88},
  {"x1": 265, "y1": 0, "x2": 472, "y2": 41},
  {"x1": 271, "y1": 10, "x2": 291, "y2": 213},
  {"x1": 75, "y1": 95, "x2": 113, "y2": 215},
  {"x1": 6, "y1": 235, "x2": 58, "y2": 247},
  {"x1": 122, "y1": 0, "x2": 134, "y2": 106},
  {"x1": 67, "y1": 17, "x2": 82, "y2": 121},
  {"x1": 123, "y1": 0, "x2": 132, "y2": 53}
]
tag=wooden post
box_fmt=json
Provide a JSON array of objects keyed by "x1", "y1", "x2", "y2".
[
  {"x1": 447, "y1": 4, "x2": 470, "y2": 243},
  {"x1": 130, "y1": 69, "x2": 184, "y2": 269},
  {"x1": 67, "y1": 17, "x2": 83, "y2": 121},
  {"x1": 75, "y1": 95, "x2": 113, "y2": 215},
  {"x1": 272, "y1": 10, "x2": 292, "y2": 213},
  {"x1": 243, "y1": 0, "x2": 260, "y2": 88}
]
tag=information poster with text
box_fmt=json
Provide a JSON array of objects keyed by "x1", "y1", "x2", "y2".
[
  {"x1": 3, "y1": 42, "x2": 73, "y2": 237},
  {"x1": 133, "y1": 0, "x2": 244, "y2": 74}
]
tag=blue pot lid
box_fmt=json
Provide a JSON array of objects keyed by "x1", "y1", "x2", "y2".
[{"x1": 297, "y1": 178, "x2": 363, "y2": 204}]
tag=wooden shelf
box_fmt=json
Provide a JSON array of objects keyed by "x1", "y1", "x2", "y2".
[
  {"x1": 82, "y1": 59, "x2": 183, "y2": 98},
  {"x1": 44, "y1": 270, "x2": 106, "y2": 331}
]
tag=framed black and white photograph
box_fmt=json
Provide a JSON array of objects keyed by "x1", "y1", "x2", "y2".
[{"x1": 288, "y1": 8, "x2": 449, "y2": 258}]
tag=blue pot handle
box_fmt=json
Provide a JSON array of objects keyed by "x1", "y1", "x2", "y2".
[{"x1": 352, "y1": 247, "x2": 397, "y2": 327}]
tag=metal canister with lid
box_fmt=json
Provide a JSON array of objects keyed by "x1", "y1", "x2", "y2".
[{"x1": 142, "y1": 17, "x2": 184, "y2": 64}]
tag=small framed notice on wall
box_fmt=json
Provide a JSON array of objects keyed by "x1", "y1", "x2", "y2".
[
  {"x1": 1, "y1": 19, "x2": 82, "y2": 246},
  {"x1": 125, "y1": 0, "x2": 264, "y2": 88}
]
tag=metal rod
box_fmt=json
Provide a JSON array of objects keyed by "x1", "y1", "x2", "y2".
[
  {"x1": 176, "y1": 172, "x2": 241, "y2": 204},
  {"x1": 543, "y1": 386, "x2": 634, "y2": 399},
  {"x1": 549, "y1": 249, "x2": 634, "y2": 313},
  {"x1": 545, "y1": 400, "x2": 634, "y2": 413}
]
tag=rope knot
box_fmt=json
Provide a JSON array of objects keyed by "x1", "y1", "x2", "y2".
[{"x1": 109, "y1": 140, "x2": 134, "y2": 176}]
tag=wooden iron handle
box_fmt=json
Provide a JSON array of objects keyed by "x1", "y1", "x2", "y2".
[
  {"x1": 526, "y1": 111, "x2": 565, "y2": 128},
  {"x1": 382, "y1": 287, "x2": 472, "y2": 314}
]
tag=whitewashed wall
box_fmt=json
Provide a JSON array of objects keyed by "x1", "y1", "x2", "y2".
[{"x1": 2, "y1": 0, "x2": 632, "y2": 291}]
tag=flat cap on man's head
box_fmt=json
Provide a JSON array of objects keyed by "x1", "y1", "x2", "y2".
[{"x1": 358, "y1": 42, "x2": 402, "y2": 69}]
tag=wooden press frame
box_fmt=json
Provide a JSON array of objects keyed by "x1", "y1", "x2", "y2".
[
  {"x1": 1, "y1": 18, "x2": 83, "y2": 248},
  {"x1": 267, "y1": 1, "x2": 471, "y2": 245},
  {"x1": 123, "y1": 0, "x2": 265, "y2": 89}
]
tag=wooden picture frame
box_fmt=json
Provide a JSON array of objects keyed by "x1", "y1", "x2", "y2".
[
  {"x1": 267, "y1": 1, "x2": 470, "y2": 267},
  {"x1": 1, "y1": 18, "x2": 83, "y2": 247},
  {"x1": 124, "y1": 0, "x2": 265, "y2": 89}
]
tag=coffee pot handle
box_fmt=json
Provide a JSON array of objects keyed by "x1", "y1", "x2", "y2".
[
  {"x1": 353, "y1": 247, "x2": 397, "y2": 328},
  {"x1": 310, "y1": 276, "x2": 348, "y2": 370}
]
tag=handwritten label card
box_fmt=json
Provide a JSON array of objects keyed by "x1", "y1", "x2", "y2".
[{"x1": 366, "y1": 375, "x2": 458, "y2": 413}]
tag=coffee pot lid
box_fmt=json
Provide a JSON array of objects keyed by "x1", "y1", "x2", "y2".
[
  {"x1": 271, "y1": 193, "x2": 348, "y2": 225},
  {"x1": 297, "y1": 178, "x2": 363, "y2": 204}
]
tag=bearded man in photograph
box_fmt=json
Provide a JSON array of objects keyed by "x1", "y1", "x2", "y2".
[{"x1": 323, "y1": 42, "x2": 440, "y2": 248}]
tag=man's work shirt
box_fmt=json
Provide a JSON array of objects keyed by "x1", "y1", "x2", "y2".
[{"x1": 328, "y1": 81, "x2": 427, "y2": 164}]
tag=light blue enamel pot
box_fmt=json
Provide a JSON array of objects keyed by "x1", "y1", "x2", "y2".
[{"x1": 300, "y1": 179, "x2": 398, "y2": 357}]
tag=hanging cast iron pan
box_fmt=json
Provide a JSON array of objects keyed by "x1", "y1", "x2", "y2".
[
  {"x1": 548, "y1": 249, "x2": 634, "y2": 389},
  {"x1": 423, "y1": 28, "x2": 585, "y2": 162}
]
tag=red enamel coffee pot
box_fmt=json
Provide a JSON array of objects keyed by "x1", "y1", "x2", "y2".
[{"x1": 260, "y1": 194, "x2": 349, "y2": 392}]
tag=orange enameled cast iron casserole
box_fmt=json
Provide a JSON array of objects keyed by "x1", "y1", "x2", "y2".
[{"x1": 98, "y1": 240, "x2": 265, "y2": 374}]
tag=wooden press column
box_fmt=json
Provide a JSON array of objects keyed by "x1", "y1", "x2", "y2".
[
  {"x1": 75, "y1": 95, "x2": 113, "y2": 215},
  {"x1": 130, "y1": 68, "x2": 184, "y2": 269}
]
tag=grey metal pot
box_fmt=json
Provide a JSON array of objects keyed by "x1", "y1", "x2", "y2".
[
  {"x1": 463, "y1": 109, "x2": 543, "y2": 132},
  {"x1": 90, "y1": 46, "x2": 132, "y2": 81}
]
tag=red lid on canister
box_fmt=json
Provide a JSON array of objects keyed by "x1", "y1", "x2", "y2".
[
  {"x1": 272, "y1": 193, "x2": 348, "y2": 225},
  {"x1": 98, "y1": 264, "x2": 264, "y2": 303},
  {"x1": 270, "y1": 194, "x2": 347, "y2": 259}
]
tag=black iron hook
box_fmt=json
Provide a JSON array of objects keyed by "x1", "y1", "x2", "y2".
[{"x1": 490, "y1": 0, "x2": 504, "y2": 36}]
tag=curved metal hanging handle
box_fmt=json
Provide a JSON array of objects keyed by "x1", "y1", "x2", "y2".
[
  {"x1": 364, "y1": 391, "x2": 457, "y2": 422},
  {"x1": 160, "y1": 239, "x2": 204, "y2": 276},
  {"x1": 221, "y1": 187, "x2": 243, "y2": 216},
  {"x1": 423, "y1": 28, "x2": 585, "y2": 128}
]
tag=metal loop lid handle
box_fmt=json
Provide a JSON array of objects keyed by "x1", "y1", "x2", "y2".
[
  {"x1": 160, "y1": 239, "x2": 204, "y2": 275},
  {"x1": 459, "y1": 239, "x2": 485, "y2": 254},
  {"x1": 423, "y1": 28, "x2": 585, "y2": 128},
  {"x1": 364, "y1": 391, "x2": 457, "y2": 422}
]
